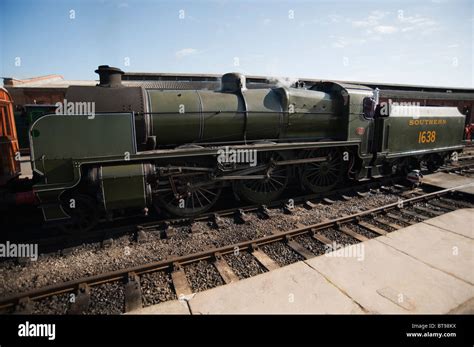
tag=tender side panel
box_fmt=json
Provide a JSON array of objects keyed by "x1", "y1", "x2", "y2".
[{"x1": 376, "y1": 106, "x2": 465, "y2": 156}]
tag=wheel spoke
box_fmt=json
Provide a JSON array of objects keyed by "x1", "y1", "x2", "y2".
[
  {"x1": 158, "y1": 171, "x2": 221, "y2": 216},
  {"x1": 235, "y1": 152, "x2": 289, "y2": 204},
  {"x1": 301, "y1": 148, "x2": 342, "y2": 193},
  {"x1": 197, "y1": 189, "x2": 212, "y2": 204},
  {"x1": 200, "y1": 188, "x2": 218, "y2": 197},
  {"x1": 269, "y1": 177, "x2": 284, "y2": 187}
]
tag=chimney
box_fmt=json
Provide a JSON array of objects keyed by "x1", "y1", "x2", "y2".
[{"x1": 95, "y1": 65, "x2": 124, "y2": 87}]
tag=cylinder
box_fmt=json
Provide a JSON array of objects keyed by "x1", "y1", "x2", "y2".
[{"x1": 88, "y1": 163, "x2": 154, "y2": 210}]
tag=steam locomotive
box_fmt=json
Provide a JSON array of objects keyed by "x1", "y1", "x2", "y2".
[{"x1": 1, "y1": 66, "x2": 468, "y2": 231}]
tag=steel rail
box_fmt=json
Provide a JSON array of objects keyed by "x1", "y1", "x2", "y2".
[
  {"x1": 0, "y1": 182, "x2": 472, "y2": 311},
  {"x1": 4, "y1": 161, "x2": 474, "y2": 254}
]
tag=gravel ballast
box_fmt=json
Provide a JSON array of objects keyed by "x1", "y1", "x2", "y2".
[{"x1": 0, "y1": 189, "x2": 408, "y2": 313}]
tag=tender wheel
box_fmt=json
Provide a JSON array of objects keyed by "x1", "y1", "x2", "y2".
[
  {"x1": 397, "y1": 157, "x2": 420, "y2": 175},
  {"x1": 380, "y1": 161, "x2": 395, "y2": 176},
  {"x1": 424, "y1": 154, "x2": 443, "y2": 172},
  {"x1": 300, "y1": 148, "x2": 343, "y2": 193},
  {"x1": 234, "y1": 152, "x2": 290, "y2": 204},
  {"x1": 157, "y1": 173, "x2": 221, "y2": 217},
  {"x1": 426, "y1": 161, "x2": 440, "y2": 172},
  {"x1": 60, "y1": 194, "x2": 99, "y2": 233}
]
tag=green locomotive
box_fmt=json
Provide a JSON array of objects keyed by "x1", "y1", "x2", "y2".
[{"x1": 29, "y1": 66, "x2": 466, "y2": 231}]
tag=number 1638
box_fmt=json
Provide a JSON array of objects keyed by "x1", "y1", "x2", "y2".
[{"x1": 418, "y1": 130, "x2": 436, "y2": 143}]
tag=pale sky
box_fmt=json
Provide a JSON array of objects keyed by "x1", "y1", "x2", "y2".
[{"x1": 1, "y1": 0, "x2": 473, "y2": 87}]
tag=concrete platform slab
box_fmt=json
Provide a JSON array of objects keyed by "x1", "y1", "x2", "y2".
[
  {"x1": 188, "y1": 261, "x2": 363, "y2": 314},
  {"x1": 448, "y1": 297, "x2": 474, "y2": 314},
  {"x1": 378, "y1": 219, "x2": 474, "y2": 285},
  {"x1": 423, "y1": 208, "x2": 474, "y2": 239},
  {"x1": 305, "y1": 239, "x2": 473, "y2": 314},
  {"x1": 129, "y1": 208, "x2": 473, "y2": 315},
  {"x1": 127, "y1": 299, "x2": 190, "y2": 314},
  {"x1": 423, "y1": 172, "x2": 474, "y2": 195}
]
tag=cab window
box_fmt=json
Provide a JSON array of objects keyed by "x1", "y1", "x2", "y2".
[{"x1": 363, "y1": 97, "x2": 375, "y2": 119}]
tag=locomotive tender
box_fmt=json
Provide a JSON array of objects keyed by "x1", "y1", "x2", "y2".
[{"x1": 26, "y1": 66, "x2": 466, "y2": 231}]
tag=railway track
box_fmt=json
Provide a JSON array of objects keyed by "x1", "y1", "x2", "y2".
[
  {"x1": 1, "y1": 181, "x2": 472, "y2": 314},
  {"x1": 2, "y1": 160, "x2": 474, "y2": 256},
  {"x1": 439, "y1": 158, "x2": 474, "y2": 176}
]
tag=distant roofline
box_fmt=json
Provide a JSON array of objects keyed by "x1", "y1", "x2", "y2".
[
  {"x1": 123, "y1": 71, "x2": 474, "y2": 92},
  {"x1": 3, "y1": 74, "x2": 64, "y2": 86},
  {"x1": 3, "y1": 71, "x2": 473, "y2": 92}
]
